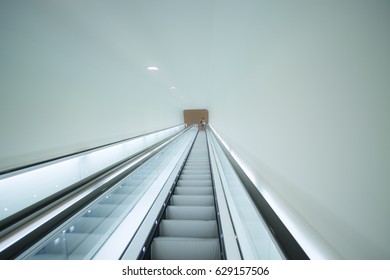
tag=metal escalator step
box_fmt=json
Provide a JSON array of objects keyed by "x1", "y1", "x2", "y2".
[
  {"x1": 176, "y1": 180, "x2": 212, "y2": 187},
  {"x1": 189, "y1": 156, "x2": 207, "y2": 160},
  {"x1": 159, "y1": 220, "x2": 218, "y2": 238},
  {"x1": 183, "y1": 168, "x2": 210, "y2": 173},
  {"x1": 186, "y1": 158, "x2": 209, "y2": 162},
  {"x1": 185, "y1": 162, "x2": 209, "y2": 166},
  {"x1": 184, "y1": 164, "x2": 209, "y2": 169},
  {"x1": 187, "y1": 155, "x2": 208, "y2": 158},
  {"x1": 174, "y1": 187, "x2": 213, "y2": 195},
  {"x1": 166, "y1": 206, "x2": 216, "y2": 220},
  {"x1": 179, "y1": 174, "x2": 211, "y2": 180},
  {"x1": 170, "y1": 195, "x2": 214, "y2": 206},
  {"x1": 148, "y1": 131, "x2": 221, "y2": 260},
  {"x1": 184, "y1": 166, "x2": 210, "y2": 170},
  {"x1": 151, "y1": 237, "x2": 220, "y2": 260},
  {"x1": 181, "y1": 169, "x2": 210, "y2": 175},
  {"x1": 184, "y1": 161, "x2": 208, "y2": 164}
]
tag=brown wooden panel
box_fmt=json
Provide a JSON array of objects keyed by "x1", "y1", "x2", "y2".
[{"x1": 183, "y1": 109, "x2": 209, "y2": 130}]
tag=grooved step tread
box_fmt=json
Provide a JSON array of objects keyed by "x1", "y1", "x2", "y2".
[
  {"x1": 170, "y1": 195, "x2": 214, "y2": 206},
  {"x1": 181, "y1": 169, "x2": 210, "y2": 174},
  {"x1": 176, "y1": 180, "x2": 212, "y2": 187},
  {"x1": 166, "y1": 206, "x2": 216, "y2": 220},
  {"x1": 174, "y1": 187, "x2": 213, "y2": 195},
  {"x1": 159, "y1": 220, "x2": 218, "y2": 238},
  {"x1": 151, "y1": 237, "x2": 220, "y2": 260},
  {"x1": 150, "y1": 131, "x2": 221, "y2": 260},
  {"x1": 183, "y1": 167, "x2": 210, "y2": 171},
  {"x1": 179, "y1": 174, "x2": 211, "y2": 181}
]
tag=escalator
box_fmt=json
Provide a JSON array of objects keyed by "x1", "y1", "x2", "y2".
[
  {"x1": 150, "y1": 131, "x2": 221, "y2": 260},
  {"x1": 5, "y1": 126, "x2": 198, "y2": 260},
  {"x1": 1, "y1": 126, "x2": 295, "y2": 260},
  {"x1": 21, "y1": 170, "x2": 154, "y2": 260}
]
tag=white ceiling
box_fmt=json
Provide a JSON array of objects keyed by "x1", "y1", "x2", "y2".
[
  {"x1": 1, "y1": 0, "x2": 268, "y2": 108},
  {"x1": 41, "y1": 0, "x2": 263, "y2": 109},
  {"x1": 64, "y1": 0, "x2": 219, "y2": 108}
]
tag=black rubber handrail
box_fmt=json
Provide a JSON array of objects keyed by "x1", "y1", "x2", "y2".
[
  {"x1": 207, "y1": 128, "x2": 309, "y2": 260},
  {"x1": 0, "y1": 125, "x2": 194, "y2": 259}
]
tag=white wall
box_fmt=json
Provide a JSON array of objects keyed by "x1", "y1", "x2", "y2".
[
  {"x1": 209, "y1": 0, "x2": 390, "y2": 259},
  {"x1": 0, "y1": 1, "x2": 183, "y2": 171}
]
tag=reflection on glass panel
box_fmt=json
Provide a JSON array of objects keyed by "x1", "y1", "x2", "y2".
[
  {"x1": 209, "y1": 131, "x2": 284, "y2": 260},
  {"x1": 0, "y1": 125, "x2": 185, "y2": 221},
  {"x1": 18, "y1": 128, "x2": 196, "y2": 259}
]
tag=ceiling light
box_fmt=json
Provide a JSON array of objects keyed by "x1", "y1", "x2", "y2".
[
  {"x1": 170, "y1": 86, "x2": 177, "y2": 90},
  {"x1": 146, "y1": 66, "x2": 159, "y2": 71}
]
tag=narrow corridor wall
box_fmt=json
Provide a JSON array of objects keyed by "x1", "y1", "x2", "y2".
[
  {"x1": 209, "y1": 0, "x2": 390, "y2": 259},
  {"x1": 0, "y1": 2, "x2": 183, "y2": 172}
]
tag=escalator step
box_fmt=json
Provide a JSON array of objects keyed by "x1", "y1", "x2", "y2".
[
  {"x1": 183, "y1": 165, "x2": 210, "y2": 170},
  {"x1": 179, "y1": 174, "x2": 211, "y2": 180},
  {"x1": 159, "y1": 220, "x2": 218, "y2": 238},
  {"x1": 151, "y1": 237, "x2": 220, "y2": 260},
  {"x1": 174, "y1": 187, "x2": 213, "y2": 195},
  {"x1": 149, "y1": 131, "x2": 221, "y2": 260},
  {"x1": 176, "y1": 180, "x2": 212, "y2": 187},
  {"x1": 181, "y1": 170, "x2": 210, "y2": 175},
  {"x1": 170, "y1": 195, "x2": 214, "y2": 206},
  {"x1": 166, "y1": 206, "x2": 216, "y2": 220}
]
